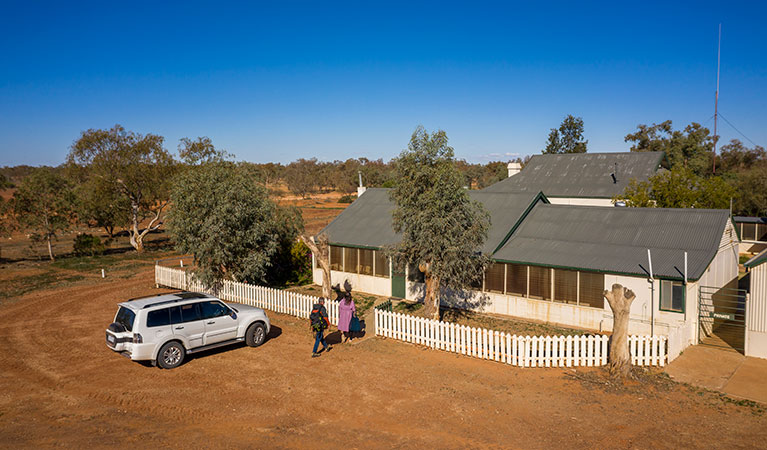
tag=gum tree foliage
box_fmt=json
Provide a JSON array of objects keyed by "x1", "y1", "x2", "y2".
[
  {"x1": 389, "y1": 126, "x2": 491, "y2": 320},
  {"x1": 619, "y1": 167, "x2": 735, "y2": 209},
  {"x1": 167, "y1": 162, "x2": 303, "y2": 291},
  {"x1": 68, "y1": 125, "x2": 176, "y2": 252},
  {"x1": 733, "y1": 165, "x2": 767, "y2": 217},
  {"x1": 625, "y1": 120, "x2": 713, "y2": 176},
  {"x1": 12, "y1": 168, "x2": 76, "y2": 260},
  {"x1": 284, "y1": 158, "x2": 320, "y2": 198},
  {"x1": 543, "y1": 115, "x2": 588, "y2": 154},
  {"x1": 74, "y1": 177, "x2": 131, "y2": 238},
  {"x1": 178, "y1": 136, "x2": 232, "y2": 165}
]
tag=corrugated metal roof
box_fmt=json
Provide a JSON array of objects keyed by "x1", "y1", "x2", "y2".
[
  {"x1": 482, "y1": 152, "x2": 664, "y2": 198},
  {"x1": 318, "y1": 188, "x2": 546, "y2": 254},
  {"x1": 733, "y1": 216, "x2": 767, "y2": 224},
  {"x1": 493, "y1": 204, "x2": 730, "y2": 280},
  {"x1": 319, "y1": 188, "x2": 400, "y2": 249},
  {"x1": 745, "y1": 248, "x2": 767, "y2": 268}
]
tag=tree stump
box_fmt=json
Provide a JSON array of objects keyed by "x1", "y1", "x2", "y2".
[{"x1": 604, "y1": 284, "x2": 636, "y2": 378}]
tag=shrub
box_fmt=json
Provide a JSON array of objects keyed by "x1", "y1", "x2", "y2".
[
  {"x1": 338, "y1": 194, "x2": 357, "y2": 203},
  {"x1": 73, "y1": 234, "x2": 105, "y2": 257}
]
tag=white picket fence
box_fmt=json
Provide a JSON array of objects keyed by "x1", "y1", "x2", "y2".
[
  {"x1": 155, "y1": 265, "x2": 339, "y2": 325},
  {"x1": 155, "y1": 265, "x2": 667, "y2": 367},
  {"x1": 375, "y1": 309, "x2": 667, "y2": 367}
]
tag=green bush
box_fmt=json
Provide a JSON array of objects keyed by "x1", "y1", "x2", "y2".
[
  {"x1": 289, "y1": 240, "x2": 313, "y2": 285},
  {"x1": 338, "y1": 194, "x2": 357, "y2": 203},
  {"x1": 73, "y1": 234, "x2": 105, "y2": 257}
]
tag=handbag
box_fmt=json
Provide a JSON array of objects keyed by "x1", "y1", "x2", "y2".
[{"x1": 350, "y1": 315, "x2": 361, "y2": 333}]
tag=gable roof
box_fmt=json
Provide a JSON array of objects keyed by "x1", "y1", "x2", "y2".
[
  {"x1": 482, "y1": 152, "x2": 665, "y2": 199},
  {"x1": 492, "y1": 204, "x2": 731, "y2": 281},
  {"x1": 318, "y1": 188, "x2": 547, "y2": 254}
]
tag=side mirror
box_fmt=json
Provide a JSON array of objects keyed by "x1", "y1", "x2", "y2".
[{"x1": 230, "y1": 312, "x2": 237, "y2": 320}]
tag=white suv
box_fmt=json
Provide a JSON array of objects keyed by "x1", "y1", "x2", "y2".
[{"x1": 106, "y1": 291, "x2": 271, "y2": 369}]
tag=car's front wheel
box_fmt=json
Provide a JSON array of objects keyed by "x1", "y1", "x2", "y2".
[
  {"x1": 157, "y1": 341, "x2": 185, "y2": 369},
  {"x1": 245, "y1": 322, "x2": 267, "y2": 347}
]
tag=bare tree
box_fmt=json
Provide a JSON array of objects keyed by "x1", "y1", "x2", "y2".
[
  {"x1": 604, "y1": 284, "x2": 636, "y2": 377},
  {"x1": 300, "y1": 233, "x2": 331, "y2": 298}
]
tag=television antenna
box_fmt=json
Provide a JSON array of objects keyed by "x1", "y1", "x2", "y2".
[{"x1": 713, "y1": 24, "x2": 721, "y2": 174}]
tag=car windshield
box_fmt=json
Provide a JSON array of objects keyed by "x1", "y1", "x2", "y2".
[{"x1": 114, "y1": 306, "x2": 136, "y2": 332}]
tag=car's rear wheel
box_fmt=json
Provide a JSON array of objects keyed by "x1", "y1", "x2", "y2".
[
  {"x1": 157, "y1": 341, "x2": 185, "y2": 369},
  {"x1": 246, "y1": 323, "x2": 267, "y2": 347}
]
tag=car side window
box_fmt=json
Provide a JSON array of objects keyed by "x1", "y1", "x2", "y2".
[
  {"x1": 178, "y1": 303, "x2": 201, "y2": 323},
  {"x1": 146, "y1": 308, "x2": 172, "y2": 327},
  {"x1": 169, "y1": 305, "x2": 182, "y2": 324},
  {"x1": 199, "y1": 301, "x2": 229, "y2": 320}
]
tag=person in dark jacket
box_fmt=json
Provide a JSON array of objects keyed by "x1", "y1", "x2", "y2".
[{"x1": 310, "y1": 297, "x2": 332, "y2": 357}]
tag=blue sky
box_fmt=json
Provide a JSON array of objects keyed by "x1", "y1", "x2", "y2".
[{"x1": 1, "y1": 1, "x2": 765, "y2": 166}]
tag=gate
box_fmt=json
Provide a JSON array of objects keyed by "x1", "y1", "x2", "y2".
[{"x1": 698, "y1": 285, "x2": 747, "y2": 353}]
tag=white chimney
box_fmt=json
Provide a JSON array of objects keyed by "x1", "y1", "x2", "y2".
[
  {"x1": 357, "y1": 170, "x2": 367, "y2": 196},
  {"x1": 507, "y1": 162, "x2": 522, "y2": 178}
]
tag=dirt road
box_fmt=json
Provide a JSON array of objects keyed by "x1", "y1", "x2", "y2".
[{"x1": 1, "y1": 269, "x2": 765, "y2": 448}]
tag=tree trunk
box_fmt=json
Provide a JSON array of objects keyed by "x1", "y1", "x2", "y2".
[
  {"x1": 604, "y1": 284, "x2": 636, "y2": 378},
  {"x1": 46, "y1": 235, "x2": 54, "y2": 261},
  {"x1": 422, "y1": 267, "x2": 440, "y2": 320},
  {"x1": 300, "y1": 233, "x2": 331, "y2": 298},
  {"x1": 130, "y1": 200, "x2": 142, "y2": 252}
]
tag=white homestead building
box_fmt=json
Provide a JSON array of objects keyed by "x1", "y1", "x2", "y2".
[
  {"x1": 486, "y1": 151, "x2": 665, "y2": 206},
  {"x1": 312, "y1": 187, "x2": 739, "y2": 359}
]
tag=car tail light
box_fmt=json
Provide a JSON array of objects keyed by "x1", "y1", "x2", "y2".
[{"x1": 133, "y1": 333, "x2": 143, "y2": 344}]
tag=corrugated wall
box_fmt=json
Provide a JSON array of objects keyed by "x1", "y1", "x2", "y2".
[{"x1": 749, "y1": 264, "x2": 767, "y2": 333}]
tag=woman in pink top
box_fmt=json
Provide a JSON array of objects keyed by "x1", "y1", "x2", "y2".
[{"x1": 337, "y1": 293, "x2": 356, "y2": 343}]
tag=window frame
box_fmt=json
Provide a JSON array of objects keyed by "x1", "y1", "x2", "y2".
[{"x1": 659, "y1": 279, "x2": 685, "y2": 313}]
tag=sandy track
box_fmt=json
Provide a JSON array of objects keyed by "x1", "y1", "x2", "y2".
[{"x1": 0, "y1": 269, "x2": 766, "y2": 449}]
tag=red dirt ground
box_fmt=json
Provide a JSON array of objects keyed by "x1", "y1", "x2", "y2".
[{"x1": 1, "y1": 268, "x2": 766, "y2": 448}]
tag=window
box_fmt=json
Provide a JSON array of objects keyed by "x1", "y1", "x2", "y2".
[
  {"x1": 759, "y1": 223, "x2": 767, "y2": 242},
  {"x1": 660, "y1": 280, "x2": 685, "y2": 313},
  {"x1": 330, "y1": 246, "x2": 343, "y2": 271},
  {"x1": 374, "y1": 251, "x2": 389, "y2": 278},
  {"x1": 743, "y1": 223, "x2": 757, "y2": 241},
  {"x1": 359, "y1": 249, "x2": 374, "y2": 275},
  {"x1": 484, "y1": 263, "x2": 505, "y2": 293},
  {"x1": 554, "y1": 269, "x2": 577, "y2": 304},
  {"x1": 528, "y1": 266, "x2": 551, "y2": 300},
  {"x1": 343, "y1": 247, "x2": 358, "y2": 273},
  {"x1": 178, "y1": 303, "x2": 201, "y2": 323},
  {"x1": 578, "y1": 271, "x2": 604, "y2": 308},
  {"x1": 146, "y1": 308, "x2": 172, "y2": 327},
  {"x1": 114, "y1": 306, "x2": 136, "y2": 332},
  {"x1": 199, "y1": 301, "x2": 230, "y2": 320},
  {"x1": 506, "y1": 264, "x2": 527, "y2": 296}
]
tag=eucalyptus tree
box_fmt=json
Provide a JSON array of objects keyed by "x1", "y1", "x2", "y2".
[
  {"x1": 68, "y1": 125, "x2": 176, "y2": 252},
  {"x1": 167, "y1": 162, "x2": 302, "y2": 291},
  {"x1": 389, "y1": 126, "x2": 490, "y2": 319},
  {"x1": 12, "y1": 168, "x2": 76, "y2": 260}
]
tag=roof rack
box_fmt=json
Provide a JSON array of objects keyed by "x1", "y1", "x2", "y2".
[
  {"x1": 127, "y1": 291, "x2": 183, "y2": 302},
  {"x1": 142, "y1": 292, "x2": 209, "y2": 309}
]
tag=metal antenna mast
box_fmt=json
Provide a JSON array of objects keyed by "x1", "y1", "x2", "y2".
[{"x1": 713, "y1": 23, "x2": 721, "y2": 174}]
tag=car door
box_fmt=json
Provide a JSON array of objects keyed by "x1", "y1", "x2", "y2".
[
  {"x1": 145, "y1": 307, "x2": 174, "y2": 344},
  {"x1": 170, "y1": 303, "x2": 205, "y2": 349},
  {"x1": 199, "y1": 300, "x2": 238, "y2": 345}
]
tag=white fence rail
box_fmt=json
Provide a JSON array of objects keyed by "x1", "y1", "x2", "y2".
[
  {"x1": 155, "y1": 265, "x2": 339, "y2": 325},
  {"x1": 375, "y1": 309, "x2": 667, "y2": 367},
  {"x1": 155, "y1": 265, "x2": 667, "y2": 367}
]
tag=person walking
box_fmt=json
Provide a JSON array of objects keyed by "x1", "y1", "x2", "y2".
[
  {"x1": 310, "y1": 297, "x2": 331, "y2": 357},
  {"x1": 337, "y1": 293, "x2": 356, "y2": 343}
]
